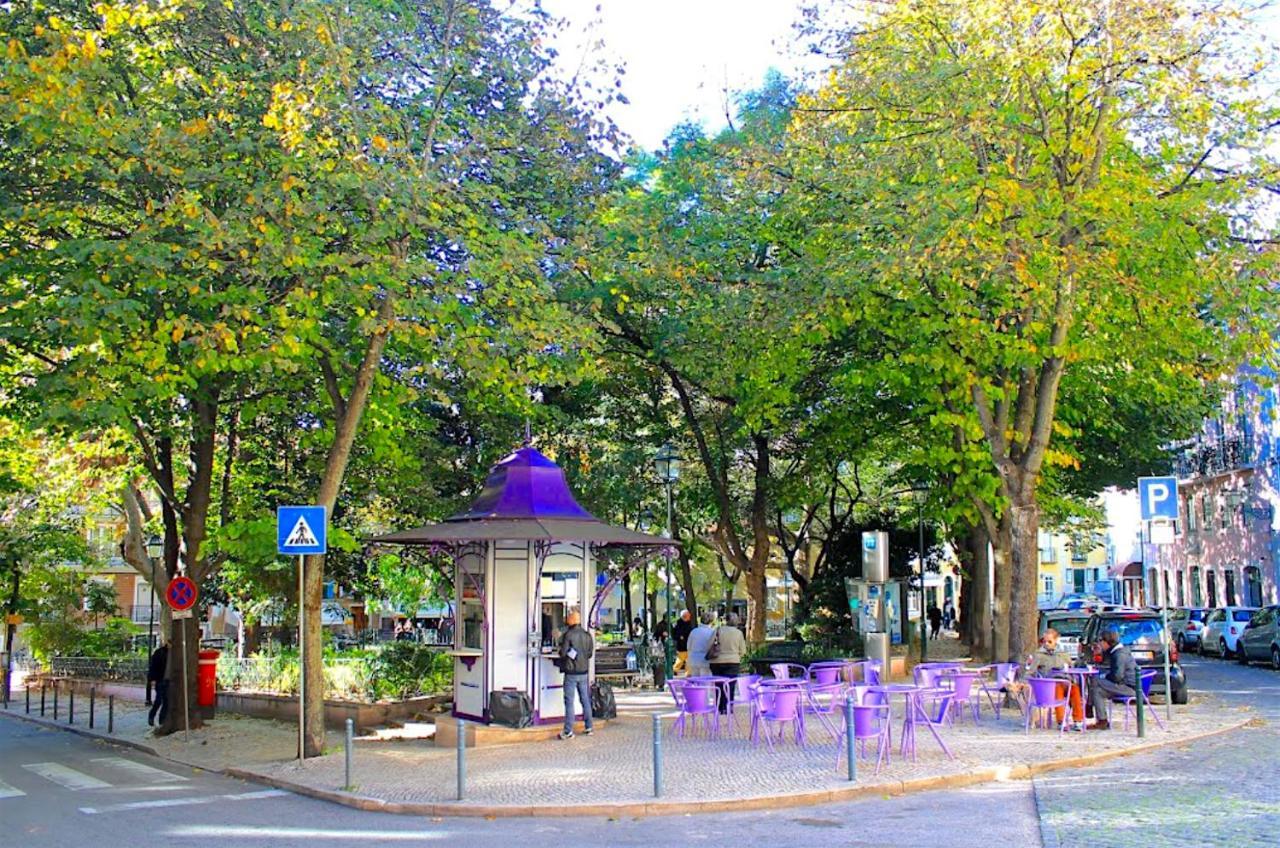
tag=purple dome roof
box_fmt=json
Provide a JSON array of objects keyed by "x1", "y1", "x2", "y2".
[{"x1": 447, "y1": 447, "x2": 598, "y2": 522}]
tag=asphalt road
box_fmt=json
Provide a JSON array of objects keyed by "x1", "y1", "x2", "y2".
[{"x1": 0, "y1": 655, "x2": 1272, "y2": 848}]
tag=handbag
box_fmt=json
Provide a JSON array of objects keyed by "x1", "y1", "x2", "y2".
[{"x1": 706, "y1": 628, "x2": 722, "y2": 662}]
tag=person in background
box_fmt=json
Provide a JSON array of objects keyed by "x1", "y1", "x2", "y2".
[
  {"x1": 707, "y1": 613, "x2": 748, "y2": 713},
  {"x1": 943, "y1": 599, "x2": 955, "y2": 631},
  {"x1": 927, "y1": 603, "x2": 943, "y2": 640},
  {"x1": 557, "y1": 609, "x2": 594, "y2": 740},
  {"x1": 685, "y1": 609, "x2": 717, "y2": 678},
  {"x1": 147, "y1": 641, "x2": 170, "y2": 727},
  {"x1": 1086, "y1": 629, "x2": 1136, "y2": 731},
  {"x1": 672, "y1": 610, "x2": 694, "y2": 675},
  {"x1": 630, "y1": 616, "x2": 646, "y2": 640}
]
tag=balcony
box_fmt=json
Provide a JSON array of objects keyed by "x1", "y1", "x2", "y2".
[{"x1": 1174, "y1": 435, "x2": 1253, "y2": 480}]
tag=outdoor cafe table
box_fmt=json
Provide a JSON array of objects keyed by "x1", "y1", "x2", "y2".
[
  {"x1": 1056, "y1": 666, "x2": 1098, "y2": 727},
  {"x1": 871, "y1": 683, "x2": 955, "y2": 762}
]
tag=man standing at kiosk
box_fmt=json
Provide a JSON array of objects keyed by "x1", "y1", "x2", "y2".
[{"x1": 558, "y1": 609, "x2": 594, "y2": 739}]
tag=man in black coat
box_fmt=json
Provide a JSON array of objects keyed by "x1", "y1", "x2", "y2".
[
  {"x1": 672, "y1": 610, "x2": 693, "y2": 675},
  {"x1": 147, "y1": 642, "x2": 169, "y2": 727},
  {"x1": 1087, "y1": 630, "x2": 1137, "y2": 730},
  {"x1": 557, "y1": 610, "x2": 594, "y2": 740}
]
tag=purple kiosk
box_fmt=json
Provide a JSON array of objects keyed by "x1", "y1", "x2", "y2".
[{"x1": 371, "y1": 445, "x2": 671, "y2": 739}]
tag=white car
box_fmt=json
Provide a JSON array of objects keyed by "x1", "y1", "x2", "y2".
[{"x1": 1199, "y1": 606, "x2": 1259, "y2": 658}]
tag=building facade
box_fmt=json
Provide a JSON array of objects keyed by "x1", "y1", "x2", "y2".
[{"x1": 1152, "y1": 378, "x2": 1280, "y2": 610}]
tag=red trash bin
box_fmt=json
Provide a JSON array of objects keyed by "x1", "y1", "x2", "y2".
[{"x1": 197, "y1": 650, "x2": 220, "y2": 707}]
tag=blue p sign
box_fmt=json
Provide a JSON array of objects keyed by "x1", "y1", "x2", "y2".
[{"x1": 1138, "y1": 477, "x2": 1179, "y2": 521}]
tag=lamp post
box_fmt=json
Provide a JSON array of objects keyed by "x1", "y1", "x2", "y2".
[
  {"x1": 145, "y1": 536, "x2": 163, "y2": 706},
  {"x1": 653, "y1": 443, "x2": 682, "y2": 680},
  {"x1": 918, "y1": 499, "x2": 928, "y2": 663}
]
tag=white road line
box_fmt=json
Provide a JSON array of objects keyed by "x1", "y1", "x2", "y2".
[
  {"x1": 79, "y1": 788, "x2": 288, "y2": 815},
  {"x1": 0, "y1": 779, "x2": 26, "y2": 799},
  {"x1": 91, "y1": 757, "x2": 188, "y2": 782},
  {"x1": 22, "y1": 763, "x2": 111, "y2": 791}
]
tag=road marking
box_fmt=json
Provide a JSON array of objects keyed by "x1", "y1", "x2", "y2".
[
  {"x1": 91, "y1": 757, "x2": 188, "y2": 782},
  {"x1": 22, "y1": 763, "x2": 111, "y2": 791},
  {"x1": 0, "y1": 779, "x2": 26, "y2": 799},
  {"x1": 79, "y1": 788, "x2": 288, "y2": 815}
]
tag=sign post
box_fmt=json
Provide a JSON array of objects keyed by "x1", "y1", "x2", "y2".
[
  {"x1": 165, "y1": 575, "x2": 198, "y2": 743},
  {"x1": 277, "y1": 506, "x2": 327, "y2": 760},
  {"x1": 1138, "y1": 477, "x2": 1178, "y2": 725}
]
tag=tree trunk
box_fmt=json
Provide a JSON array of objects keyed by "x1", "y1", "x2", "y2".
[
  {"x1": 676, "y1": 544, "x2": 698, "y2": 622},
  {"x1": 1007, "y1": 500, "x2": 1040, "y2": 663},
  {"x1": 964, "y1": 525, "x2": 993, "y2": 658},
  {"x1": 162, "y1": 614, "x2": 201, "y2": 733}
]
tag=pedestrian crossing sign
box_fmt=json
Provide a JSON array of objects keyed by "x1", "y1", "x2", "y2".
[{"x1": 277, "y1": 505, "x2": 327, "y2": 555}]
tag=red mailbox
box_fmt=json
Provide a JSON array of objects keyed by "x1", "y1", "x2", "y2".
[{"x1": 197, "y1": 650, "x2": 220, "y2": 707}]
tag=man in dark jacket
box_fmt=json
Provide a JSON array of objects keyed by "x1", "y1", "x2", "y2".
[
  {"x1": 672, "y1": 610, "x2": 693, "y2": 675},
  {"x1": 147, "y1": 642, "x2": 169, "y2": 727},
  {"x1": 1087, "y1": 630, "x2": 1136, "y2": 729},
  {"x1": 558, "y1": 609, "x2": 594, "y2": 739}
]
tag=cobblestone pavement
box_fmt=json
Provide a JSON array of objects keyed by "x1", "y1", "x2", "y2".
[{"x1": 1035, "y1": 656, "x2": 1280, "y2": 848}]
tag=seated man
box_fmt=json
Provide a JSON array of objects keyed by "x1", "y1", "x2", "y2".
[
  {"x1": 1086, "y1": 629, "x2": 1136, "y2": 730},
  {"x1": 1031, "y1": 628, "x2": 1084, "y2": 730}
]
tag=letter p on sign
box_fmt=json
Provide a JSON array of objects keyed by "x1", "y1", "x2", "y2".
[{"x1": 1138, "y1": 476, "x2": 1179, "y2": 521}]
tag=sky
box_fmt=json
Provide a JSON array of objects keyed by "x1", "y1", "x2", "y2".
[{"x1": 539, "y1": 0, "x2": 815, "y2": 151}]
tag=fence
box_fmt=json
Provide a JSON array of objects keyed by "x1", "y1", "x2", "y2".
[
  {"x1": 217, "y1": 656, "x2": 373, "y2": 702},
  {"x1": 49, "y1": 656, "x2": 148, "y2": 683}
]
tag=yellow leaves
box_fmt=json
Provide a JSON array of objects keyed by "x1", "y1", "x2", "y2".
[
  {"x1": 144, "y1": 198, "x2": 154, "y2": 215},
  {"x1": 1044, "y1": 448, "x2": 1080, "y2": 470},
  {"x1": 7, "y1": 39, "x2": 26, "y2": 60},
  {"x1": 181, "y1": 117, "x2": 210, "y2": 136},
  {"x1": 371, "y1": 135, "x2": 390, "y2": 152},
  {"x1": 315, "y1": 23, "x2": 333, "y2": 46},
  {"x1": 281, "y1": 175, "x2": 302, "y2": 192},
  {"x1": 171, "y1": 324, "x2": 185, "y2": 343}
]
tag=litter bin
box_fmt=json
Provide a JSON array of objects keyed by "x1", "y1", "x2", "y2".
[{"x1": 197, "y1": 650, "x2": 220, "y2": 717}]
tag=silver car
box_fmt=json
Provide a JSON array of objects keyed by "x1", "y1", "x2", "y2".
[
  {"x1": 1200, "y1": 606, "x2": 1259, "y2": 658},
  {"x1": 1237, "y1": 605, "x2": 1280, "y2": 669}
]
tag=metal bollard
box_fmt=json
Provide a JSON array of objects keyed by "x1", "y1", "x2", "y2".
[
  {"x1": 344, "y1": 718, "x2": 354, "y2": 791},
  {"x1": 456, "y1": 719, "x2": 466, "y2": 801},
  {"x1": 40, "y1": 683, "x2": 46, "y2": 716},
  {"x1": 1135, "y1": 676, "x2": 1146, "y2": 738},
  {"x1": 26, "y1": 683, "x2": 31, "y2": 714},
  {"x1": 53, "y1": 683, "x2": 58, "y2": 720},
  {"x1": 108, "y1": 695, "x2": 114, "y2": 734},
  {"x1": 68, "y1": 688, "x2": 74, "y2": 724},
  {"x1": 89, "y1": 687, "x2": 96, "y2": 729},
  {"x1": 652, "y1": 713, "x2": 663, "y2": 798},
  {"x1": 844, "y1": 698, "x2": 857, "y2": 782}
]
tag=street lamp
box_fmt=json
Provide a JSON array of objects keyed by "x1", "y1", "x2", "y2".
[
  {"x1": 145, "y1": 535, "x2": 163, "y2": 706},
  {"x1": 653, "y1": 443, "x2": 681, "y2": 678}
]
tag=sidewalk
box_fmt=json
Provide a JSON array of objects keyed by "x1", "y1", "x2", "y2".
[{"x1": 1, "y1": 655, "x2": 1257, "y2": 817}]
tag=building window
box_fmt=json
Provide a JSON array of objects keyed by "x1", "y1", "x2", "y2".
[
  {"x1": 1042, "y1": 575, "x2": 1055, "y2": 598},
  {"x1": 1187, "y1": 496, "x2": 1197, "y2": 533},
  {"x1": 1207, "y1": 570, "x2": 1218, "y2": 607},
  {"x1": 1224, "y1": 570, "x2": 1237, "y2": 606},
  {"x1": 1203, "y1": 494, "x2": 1213, "y2": 527},
  {"x1": 1176, "y1": 571, "x2": 1185, "y2": 607},
  {"x1": 1190, "y1": 567, "x2": 1202, "y2": 606}
]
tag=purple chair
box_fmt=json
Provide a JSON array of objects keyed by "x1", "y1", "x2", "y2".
[
  {"x1": 863, "y1": 660, "x2": 882, "y2": 686},
  {"x1": 724, "y1": 674, "x2": 762, "y2": 735},
  {"x1": 906, "y1": 687, "x2": 956, "y2": 761},
  {"x1": 1024, "y1": 677, "x2": 1070, "y2": 733},
  {"x1": 981, "y1": 663, "x2": 1021, "y2": 718},
  {"x1": 803, "y1": 682, "x2": 846, "y2": 738},
  {"x1": 771, "y1": 663, "x2": 808, "y2": 681},
  {"x1": 943, "y1": 672, "x2": 982, "y2": 725},
  {"x1": 913, "y1": 666, "x2": 945, "y2": 689},
  {"x1": 835, "y1": 702, "x2": 892, "y2": 774},
  {"x1": 669, "y1": 679, "x2": 719, "y2": 738},
  {"x1": 1112, "y1": 669, "x2": 1165, "y2": 733},
  {"x1": 752, "y1": 685, "x2": 805, "y2": 751},
  {"x1": 808, "y1": 664, "x2": 843, "y2": 686}
]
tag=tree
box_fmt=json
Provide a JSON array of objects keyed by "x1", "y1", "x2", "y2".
[{"x1": 792, "y1": 0, "x2": 1280, "y2": 658}]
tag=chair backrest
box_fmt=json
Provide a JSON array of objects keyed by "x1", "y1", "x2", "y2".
[
  {"x1": 1138, "y1": 668, "x2": 1158, "y2": 696},
  {"x1": 1027, "y1": 677, "x2": 1061, "y2": 707},
  {"x1": 762, "y1": 687, "x2": 801, "y2": 720},
  {"x1": 993, "y1": 662, "x2": 1020, "y2": 686},
  {"x1": 914, "y1": 667, "x2": 943, "y2": 688},
  {"x1": 771, "y1": 662, "x2": 806, "y2": 680},
  {"x1": 948, "y1": 673, "x2": 976, "y2": 700},
  {"x1": 847, "y1": 683, "x2": 870, "y2": 706},
  {"x1": 852, "y1": 703, "x2": 888, "y2": 738},
  {"x1": 682, "y1": 682, "x2": 715, "y2": 713},
  {"x1": 810, "y1": 665, "x2": 841, "y2": 686},
  {"x1": 865, "y1": 661, "x2": 882, "y2": 686},
  {"x1": 667, "y1": 679, "x2": 687, "y2": 709},
  {"x1": 922, "y1": 688, "x2": 954, "y2": 724},
  {"x1": 735, "y1": 674, "x2": 763, "y2": 700}
]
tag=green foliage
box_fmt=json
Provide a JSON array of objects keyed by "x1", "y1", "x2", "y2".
[
  {"x1": 367, "y1": 641, "x2": 452, "y2": 701},
  {"x1": 77, "y1": 617, "x2": 142, "y2": 658}
]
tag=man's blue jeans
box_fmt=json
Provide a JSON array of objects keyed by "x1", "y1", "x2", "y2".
[{"x1": 562, "y1": 673, "x2": 593, "y2": 735}]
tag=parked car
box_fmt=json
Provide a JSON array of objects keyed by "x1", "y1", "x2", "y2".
[
  {"x1": 1038, "y1": 609, "x2": 1092, "y2": 657},
  {"x1": 1199, "y1": 606, "x2": 1259, "y2": 658},
  {"x1": 1236, "y1": 605, "x2": 1280, "y2": 669},
  {"x1": 1168, "y1": 607, "x2": 1212, "y2": 652},
  {"x1": 1080, "y1": 609, "x2": 1188, "y2": 704},
  {"x1": 1052, "y1": 593, "x2": 1103, "y2": 610}
]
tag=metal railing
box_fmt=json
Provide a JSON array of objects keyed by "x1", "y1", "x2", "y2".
[
  {"x1": 217, "y1": 656, "x2": 374, "y2": 702},
  {"x1": 48, "y1": 656, "x2": 148, "y2": 683},
  {"x1": 1174, "y1": 435, "x2": 1252, "y2": 480}
]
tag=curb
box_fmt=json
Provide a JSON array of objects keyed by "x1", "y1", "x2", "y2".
[{"x1": 2, "y1": 706, "x2": 1253, "y2": 819}]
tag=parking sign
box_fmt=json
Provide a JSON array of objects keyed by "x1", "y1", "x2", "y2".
[{"x1": 1138, "y1": 476, "x2": 1179, "y2": 521}]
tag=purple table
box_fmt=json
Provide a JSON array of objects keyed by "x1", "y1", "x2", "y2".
[{"x1": 1056, "y1": 667, "x2": 1098, "y2": 729}]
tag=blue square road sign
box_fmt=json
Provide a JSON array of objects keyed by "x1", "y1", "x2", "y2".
[
  {"x1": 1137, "y1": 477, "x2": 1179, "y2": 521},
  {"x1": 277, "y1": 505, "x2": 327, "y2": 555}
]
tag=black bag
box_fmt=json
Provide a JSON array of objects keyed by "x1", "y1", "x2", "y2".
[
  {"x1": 590, "y1": 680, "x2": 617, "y2": 720},
  {"x1": 489, "y1": 690, "x2": 533, "y2": 728}
]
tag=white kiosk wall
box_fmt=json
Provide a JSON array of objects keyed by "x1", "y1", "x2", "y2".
[{"x1": 453, "y1": 546, "x2": 487, "y2": 719}]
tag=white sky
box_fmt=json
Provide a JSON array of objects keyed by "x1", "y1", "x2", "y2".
[{"x1": 540, "y1": 0, "x2": 815, "y2": 151}]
